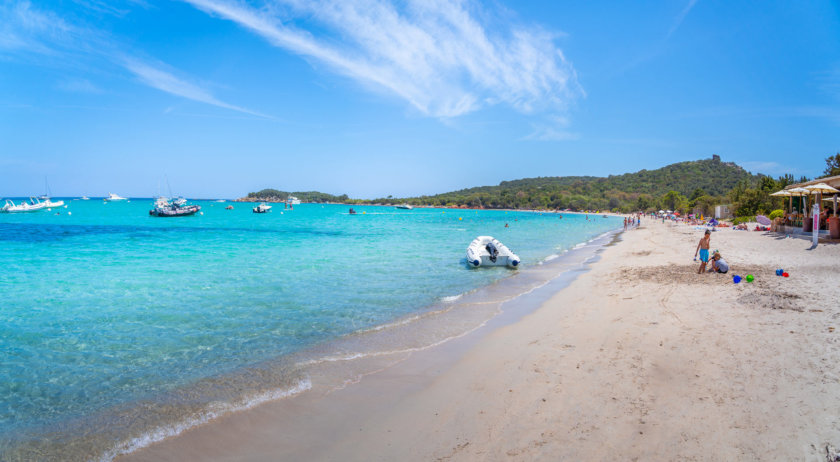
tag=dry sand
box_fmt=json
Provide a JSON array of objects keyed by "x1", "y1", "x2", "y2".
[{"x1": 122, "y1": 220, "x2": 840, "y2": 461}]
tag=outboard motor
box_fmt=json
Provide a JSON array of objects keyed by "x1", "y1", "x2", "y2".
[{"x1": 485, "y1": 242, "x2": 499, "y2": 263}]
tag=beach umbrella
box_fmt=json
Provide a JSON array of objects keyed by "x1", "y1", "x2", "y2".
[
  {"x1": 787, "y1": 187, "x2": 810, "y2": 216},
  {"x1": 804, "y1": 183, "x2": 840, "y2": 194},
  {"x1": 756, "y1": 215, "x2": 771, "y2": 226},
  {"x1": 771, "y1": 189, "x2": 793, "y2": 215},
  {"x1": 805, "y1": 183, "x2": 840, "y2": 220}
]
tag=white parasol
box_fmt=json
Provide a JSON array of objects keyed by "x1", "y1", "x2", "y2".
[
  {"x1": 787, "y1": 187, "x2": 811, "y2": 216},
  {"x1": 805, "y1": 183, "x2": 840, "y2": 219}
]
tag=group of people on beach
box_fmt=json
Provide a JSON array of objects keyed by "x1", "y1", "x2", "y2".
[
  {"x1": 624, "y1": 215, "x2": 640, "y2": 230},
  {"x1": 694, "y1": 229, "x2": 728, "y2": 274}
]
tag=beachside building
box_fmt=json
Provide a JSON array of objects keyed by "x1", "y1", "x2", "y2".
[
  {"x1": 781, "y1": 174, "x2": 840, "y2": 239},
  {"x1": 714, "y1": 204, "x2": 732, "y2": 219},
  {"x1": 788, "y1": 174, "x2": 840, "y2": 191}
]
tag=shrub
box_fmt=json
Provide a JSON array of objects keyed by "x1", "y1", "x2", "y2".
[
  {"x1": 768, "y1": 209, "x2": 784, "y2": 220},
  {"x1": 732, "y1": 216, "x2": 756, "y2": 225}
]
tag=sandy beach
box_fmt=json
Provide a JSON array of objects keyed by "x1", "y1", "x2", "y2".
[{"x1": 122, "y1": 220, "x2": 840, "y2": 461}]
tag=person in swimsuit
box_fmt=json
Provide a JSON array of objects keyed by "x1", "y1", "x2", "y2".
[
  {"x1": 711, "y1": 251, "x2": 729, "y2": 273},
  {"x1": 694, "y1": 229, "x2": 711, "y2": 274}
]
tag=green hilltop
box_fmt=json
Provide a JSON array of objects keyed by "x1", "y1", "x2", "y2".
[
  {"x1": 378, "y1": 155, "x2": 758, "y2": 212},
  {"x1": 244, "y1": 189, "x2": 349, "y2": 203},
  {"x1": 243, "y1": 156, "x2": 791, "y2": 215}
]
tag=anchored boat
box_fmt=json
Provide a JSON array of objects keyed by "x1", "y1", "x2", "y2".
[
  {"x1": 104, "y1": 193, "x2": 128, "y2": 202},
  {"x1": 466, "y1": 236, "x2": 520, "y2": 268},
  {"x1": 253, "y1": 203, "x2": 272, "y2": 213},
  {"x1": 149, "y1": 197, "x2": 200, "y2": 217},
  {"x1": 1, "y1": 198, "x2": 49, "y2": 213}
]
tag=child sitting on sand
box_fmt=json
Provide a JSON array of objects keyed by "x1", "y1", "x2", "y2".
[
  {"x1": 710, "y1": 251, "x2": 729, "y2": 274},
  {"x1": 694, "y1": 229, "x2": 711, "y2": 274}
]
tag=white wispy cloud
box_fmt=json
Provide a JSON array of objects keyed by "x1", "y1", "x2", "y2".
[
  {"x1": 57, "y1": 78, "x2": 104, "y2": 93},
  {"x1": 523, "y1": 115, "x2": 580, "y2": 141},
  {"x1": 736, "y1": 160, "x2": 796, "y2": 176},
  {"x1": 0, "y1": 1, "x2": 263, "y2": 117},
  {"x1": 667, "y1": 0, "x2": 699, "y2": 39},
  {"x1": 120, "y1": 57, "x2": 271, "y2": 118},
  {"x1": 183, "y1": 0, "x2": 582, "y2": 119}
]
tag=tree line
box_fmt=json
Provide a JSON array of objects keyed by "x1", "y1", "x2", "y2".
[{"x1": 244, "y1": 153, "x2": 840, "y2": 219}]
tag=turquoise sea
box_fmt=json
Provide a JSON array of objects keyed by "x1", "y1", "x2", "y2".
[{"x1": 0, "y1": 199, "x2": 621, "y2": 460}]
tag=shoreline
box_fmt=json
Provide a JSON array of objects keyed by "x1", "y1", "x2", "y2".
[
  {"x1": 113, "y1": 230, "x2": 624, "y2": 461},
  {"x1": 123, "y1": 219, "x2": 840, "y2": 461},
  {"x1": 0, "y1": 213, "x2": 622, "y2": 461},
  {"x1": 121, "y1": 229, "x2": 623, "y2": 461}
]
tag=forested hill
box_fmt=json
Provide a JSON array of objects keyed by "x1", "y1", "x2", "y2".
[
  {"x1": 241, "y1": 189, "x2": 349, "y2": 203},
  {"x1": 384, "y1": 156, "x2": 758, "y2": 212}
]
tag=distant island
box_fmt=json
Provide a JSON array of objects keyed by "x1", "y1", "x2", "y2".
[
  {"x1": 236, "y1": 190, "x2": 350, "y2": 204},
  {"x1": 238, "y1": 155, "x2": 808, "y2": 219}
]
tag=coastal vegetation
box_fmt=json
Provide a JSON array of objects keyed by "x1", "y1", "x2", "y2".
[
  {"x1": 372, "y1": 155, "x2": 756, "y2": 213},
  {"x1": 243, "y1": 154, "x2": 838, "y2": 219},
  {"x1": 244, "y1": 189, "x2": 349, "y2": 203}
]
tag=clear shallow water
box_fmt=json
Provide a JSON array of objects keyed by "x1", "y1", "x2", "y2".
[{"x1": 0, "y1": 199, "x2": 620, "y2": 459}]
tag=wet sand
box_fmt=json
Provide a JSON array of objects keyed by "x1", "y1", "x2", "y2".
[{"x1": 122, "y1": 220, "x2": 840, "y2": 461}]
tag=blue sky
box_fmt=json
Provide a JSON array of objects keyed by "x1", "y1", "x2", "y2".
[{"x1": 1, "y1": 0, "x2": 838, "y2": 199}]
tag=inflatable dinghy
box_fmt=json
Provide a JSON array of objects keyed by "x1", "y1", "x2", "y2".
[{"x1": 466, "y1": 236, "x2": 520, "y2": 268}]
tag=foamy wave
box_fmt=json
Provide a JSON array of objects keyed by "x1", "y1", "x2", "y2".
[
  {"x1": 296, "y1": 317, "x2": 498, "y2": 368},
  {"x1": 573, "y1": 242, "x2": 587, "y2": 250},
  {"x1": 441, "y1": 293, "x2": 463, "y2": 303},
  {"x1": 542, "y1": 254, "x2": 560, "y2": 263},
  {"x1": 358, "y1": 314, "x2": 424, "y2": 333},
  {"x1": 99, "y1": 379, "x2": 312, "y2": 462}
]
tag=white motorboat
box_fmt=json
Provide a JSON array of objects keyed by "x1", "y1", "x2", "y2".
[
  {"x1": 2, "y1": 198, "x2": 49, "y2": 213},
  {"x1": 253, "y1": 203, "x2": 272, "y2": 213},
  {"x1": 150, "y1": 197, "x2": 201, "y2": 217},
  {"x1": 80, "y1": 196, "x2": 90, "y2": 200},
  {"x1": 466, "y1": 236, "x2": 520, "y2": 268},
  {"x1": 287, "y1": 196, "x2": 301, "y2": 205},
  {"x1": 395, "y1": 204, "x2": 413, "y2": 210},
  {"x1": 104, "y1": 193, "x2": 128, "y2": 201},
  {"x1": 39, "y1": 178, "x2": 64, "y2": 207}
]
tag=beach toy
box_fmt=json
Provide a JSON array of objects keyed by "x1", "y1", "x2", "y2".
[
  {"x1": 746, "y1": 274, "x2": 754, "y2": 283},
  {"x1": 733, "y1": 275, "x2": 742, "y2": 283},
  {"x1": 783, "y1": 272, "x2": 789, "y2": 277},
  {"x1": 775, "y1": 269, "x2": 783, "y2": 276},
  {"x1": 459, "y1": 217, "x2": 462, "y2": 220}
]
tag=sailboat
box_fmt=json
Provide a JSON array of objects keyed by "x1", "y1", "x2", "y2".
[{"x1": 40, "y1": 177, "x2": 64, "y2": 208}]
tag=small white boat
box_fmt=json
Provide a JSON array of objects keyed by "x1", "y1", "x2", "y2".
[
  {"x1": 2, "y1": 198, "x2": 49, "y2": 213},
  {"x1": 104, "y1": 193, "x2": 128, "y2": 201},
  {"x1": 80, "y1": 196, "x2": 90, "y2": 200},
  {"x1": 253, "y1": 203, "x2": 272, "y2": 213},
  {"x1": 395, "y1": 204, "x2": 413, "y2": 210},
  {"x1": 287, "y1": 196, "x2": 301, "y2": 205},
  {"x1": 38, "y1": 178, "x2": 64, "y2": 208},
  {"x1": 466, "y1": 236, "x2": 520, "y2": 268}
]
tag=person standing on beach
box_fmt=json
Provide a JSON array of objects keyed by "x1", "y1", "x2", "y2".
[{"x1": 694, "y1": 229, "x2": 711, "y2": 274}]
